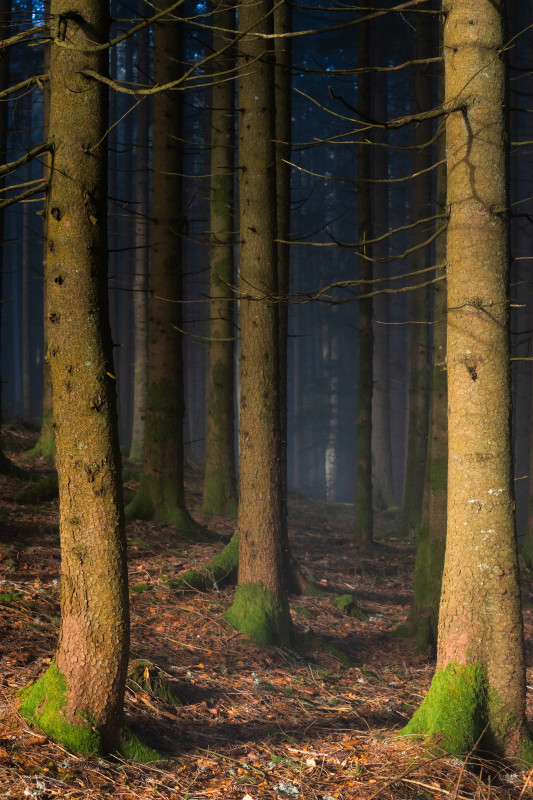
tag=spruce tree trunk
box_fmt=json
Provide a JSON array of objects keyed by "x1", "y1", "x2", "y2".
[
  {"x1": 128, "y1": 0, "x2": 150, "y2": 464},
  {"x1": 399, "y1": 12, "x2": 433, "y2": 539},
  {"x1": 404, "y1": 0, "x2": 532, "y2": 764},
  {"x1": 126, "y1": 3, "x2": 194, "y2": 528},
  {"x1": 19, "y1": 0, "x2": 129, "y2": 755},
  {"x1": 202, "y1": 0, "x2": 237, "y2": 517},
  {"x1": 225, "y1": 0, "x2": 294, "y2": 647},
  {"x1": 30, "y1": 0, "x2": 55, "y2": 460},
  {"x1": 399, "y1": 38, "x2": 447, "y2": 651},
  {"x1": 354, "y1": 15, "x2": 373, "y2": 548},
  {"x1": 371, "y1": 43, "x2": 395, "y2": 511}
]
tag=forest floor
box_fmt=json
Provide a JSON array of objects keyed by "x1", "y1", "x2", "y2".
[{"x1": 0, "y1": 426, "x2": 532, "y2": 799}]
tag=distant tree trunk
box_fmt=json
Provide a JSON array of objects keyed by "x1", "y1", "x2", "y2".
[
  {"x1": 354, "y1": 15, "x2": 373, "y2": 548},
  {"x1": 22, "y1": 171, "x2": 32, "y2": 421},
  {"x1": 126, "y1": 4, "x2": 195, "y2": 529},
  {"x1": 0, "y1": 0, "x2": 21, "y2": 476},
  {"x1": 202, "y1": 0, "x2": 237, "y2": 517},
  {"x1": 225, "y1": 0, "x2": 295, "y2": 646},
  {"x1": 371, "y1": 43, "x2": 395, "y2": 511},
  {"x1": 398, "y1": 27, "x2": 446, "y2": 651},
  {"x1": 399, "y1": 13, "x2": 433, "y2": 539},
  {"x1": 404, "y1": 0, "x2": 532, "y2": 764},
  {"x1": 30, "y1": 0, "x2": 55, "y2": 460},
  {"x1": 19, "y1": 0, "x2": 129, "y2": 755},
  {"x1": 128, "y1": 0, "x2": 150, "y2": 464}
]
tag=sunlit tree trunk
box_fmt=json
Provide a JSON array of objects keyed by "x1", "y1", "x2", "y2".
[
  {"x1": 404, "y1": 0, "x2": 532, "y2": 764},
  {"x1": 202, "y1": 0, "x2": 237, "y2": 516},
  {"x1": 225, "y1": 0, "x2": 294, "y2": 646},
  {"x1": 19, "y1": 0, "x2": 129, "y2": 754},
  {"x1": 128, "y1": 0, "x2": 150, "y2": 464},
  {"x1": 126, "y1": 3, "x2": 195, "y2": 528}
]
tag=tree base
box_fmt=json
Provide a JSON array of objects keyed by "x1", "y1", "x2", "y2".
[
  {"x1": 402, "y1": 661, "x2": 533, "y2": 766},
  {"x1": 19, "y1": 663, "x2": 105, "y2": 756},
  {"x1": 225, "y1": 582, "x2": 296, "y2": 648},
  {"x1": 125, "y1": 481, "x2": 197, "y2": 531},
  {"x1": 19, "y1": 663, "x2": 162, "y2": 761}
]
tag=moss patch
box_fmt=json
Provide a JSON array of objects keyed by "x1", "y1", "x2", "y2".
[
  {"x1": 224, "y1": 581, "x2": 295, "y2": 648},
  {"x1": 118, "y1": 727, "x2": 163, "y2": 762},
  {"x1": 16, "y1": 474, "x2": 59, "y2": 504},
  {"x1": 334, "y1": 594, "x2": 367, "y2": 620},
  {"x1": 402, "y1": 661, "x2": 489, "y2": 755},
  {"x1": 18, "y1": 663, "x2": 103, "y2": 756}
]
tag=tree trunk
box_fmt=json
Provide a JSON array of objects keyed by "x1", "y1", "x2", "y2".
[
  {"x1": 354, "y1": 14, "x2": 373, "y2": 548},
  {"x1": 126, "y1": 3, "x2": 195, "y2": 529},
  {"x1": 202, "y1": 0, "x2": 237, "y2": 517},
  {"x1": 399, "y1": 25, "x2": 446, "y2": 651},
  {"x1": 19, "y1": 0, "x2": 130, "y2": 755},
  {"x1": 371, "y1": 42, "x2": 395, "y2": 511},
  {"x1": 29, "y1": 0, "x2": 55, "y2": 460},
  {"x1": 404, "y1": 0, "x2": 532, "y2": 764},
  {"x1": 399, "y1": 11, "x2": 433, "y2": 539},
  {"x1": 128, "y1": 0, "x2": 150, "y2": 464},
  {"x1": 225, "y1": 0, "x2": 294, "y2": 647}
]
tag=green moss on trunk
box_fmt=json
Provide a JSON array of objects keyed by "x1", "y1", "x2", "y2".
[
  {"x1": 19, "y1": 663, "x2": 103, "y2": 756},
  {"x1": 225, "y1": 582, "x2": 295, "y2": 648},
  {"x1": 402, "y1": 661, "x2": 533, "y2": 764},
  {"x1": 28, "y1": 407, "x2": 56, "y2": 461}
]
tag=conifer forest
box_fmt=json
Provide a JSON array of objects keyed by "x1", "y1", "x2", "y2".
[{"x1": 2, "y1": 0, "x2": 533, "y2": 797}]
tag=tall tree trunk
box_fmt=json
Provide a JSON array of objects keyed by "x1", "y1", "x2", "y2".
[
  {"x1": 29, "y1": 0, "x2": 55, "y2": 460},
  {"x1": 225, "y1": 0, "x2": 294, "y2": 647},
  {"x1": 21, "y1": 167, "x2": 32, "y2": 421},
  {"x1": 202, "y1": 0, "x2": 237, "y2": 516},
  {"x1": 371, "y1": 41, "x2": 395, "y2": 511},
  {"x1": 19, "y1": 0, "x2": 130, "y2": 755},
  {"x1": 128, "y1": 0, "x2": 150, "y2": 464},
  {"x1": 126, "y1": 3, "x2": 195, "y2": 529},
  {"x1": 354, "y1": 14, "x2": 373, "y2": 548},
  {"x1": 399, "y1": 12, "x2": 433, "y2": 539},
  {"x1": 404, "y1": 0, "x2": 532, "y2": 764},
  {"x1": 398, "y1": 21, "x2": 446, "y2": 651}
]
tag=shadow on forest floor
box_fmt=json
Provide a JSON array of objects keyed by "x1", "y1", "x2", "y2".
[{"x1": 0, "y1": 424, "x2": 532, "y2": 798}]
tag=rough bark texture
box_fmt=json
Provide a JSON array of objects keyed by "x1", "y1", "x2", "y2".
[
  {"x1": 19, "y1": 0, "x2": 129, "y2": 754},
  {"x1": 128, "y1": 0, "x2": 150, "y2": 465},
  {"x1": 404, "y1": 0, "x2": 532, "y2": 765},
  {"x1": 225, "y1": 0, "x2": 294, "y2": 647},
  {"x1": 126, "y1": 5, "x2": 194, "y2": 529},
  {"x1": 202, "y1": 0, "x2": 237, "y2": 517},
  {"x1": 354, "y1": 16, "x2": 373, "y2": 548},
  {"x1": 399, "y1": 12, "x2": 433, "y2": 540}
]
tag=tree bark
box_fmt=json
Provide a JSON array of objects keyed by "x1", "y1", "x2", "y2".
[
  {"x1": 19, "y1": 0, "x2": 129, "y2": 755},
  {"x1": 224, "y1": 0, "x2": 294, "y2": 647},
  {"x1": 128, "y1": 0, "x2": 150, "y2": 464},
  {"x1": 399, "y1": 11, "x2": 433, "y2": 539},
  {"x1": 404, "y1": 0, "x2": 532, "y2": 764},
  {"x1": 202, "y1": 0, "x2": 237, "y2": 517},
  {"x1": 354, "y1": 14, "x2": 373, "y2": 548},
  {"x1": 126, "y1": 3, "x2": 195, "y2": 529}
]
